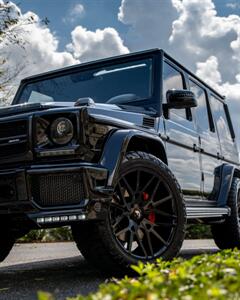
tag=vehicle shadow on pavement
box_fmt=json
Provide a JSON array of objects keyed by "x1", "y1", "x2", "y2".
[
  {"x1": 0, "y1": 256, "x2": 107, "y2": 300},
  {"x1": 0, "y1": 247, "x2": 219, "y2": 300}
]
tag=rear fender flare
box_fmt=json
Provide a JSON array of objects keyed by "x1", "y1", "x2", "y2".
[{"x1": 216, "y1": 164, "x2": 240, "y2": 207}]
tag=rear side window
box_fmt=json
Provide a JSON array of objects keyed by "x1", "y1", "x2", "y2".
[
  {"x1": 189, "y1": 80, "x2": 210, "y2": 132},
  {"x1": 209, "y1": 95, "x2": 233, "y2": 141},
  {"x1": 163, "y1": 62, "x2": 186, "y2": 119}
]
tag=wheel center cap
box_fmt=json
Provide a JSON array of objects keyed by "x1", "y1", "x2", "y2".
[{"x1": 132, "y1": 208, "x2": 142, "y2": 220}]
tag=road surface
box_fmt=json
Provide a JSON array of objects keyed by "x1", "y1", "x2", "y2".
[{"x1": 0, "y1": 240, "x2": 218, "y2": 300}]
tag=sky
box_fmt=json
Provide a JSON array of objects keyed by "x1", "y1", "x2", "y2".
[{"x1": 1, "y1": 0, "x2": 240, "y2": 142}]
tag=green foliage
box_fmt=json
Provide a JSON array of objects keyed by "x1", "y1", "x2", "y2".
[
  {"x1": 18, "y1": 224, "x2": 212, "y2": 243},
  {"x1": 62, "y1": 249, "x2": 240, "y2": 300},
  {"x1": 18, "y1": 227, "x2": 72, "y2": 243},
  {"x1": 186, "y1": 224, "x2": 212, "y2": 239},
  {"x1": 38, "y1": 291, "x2": 55, "y2": 300}
]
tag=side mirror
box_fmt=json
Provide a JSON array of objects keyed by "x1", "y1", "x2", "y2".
[{"x1": 165, "y1": 89, "x2": 197, "y2": 109}]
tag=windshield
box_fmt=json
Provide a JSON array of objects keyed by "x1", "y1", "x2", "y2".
[{"x1": 16, "y1": 58, "x2": 155, "y2": 112}]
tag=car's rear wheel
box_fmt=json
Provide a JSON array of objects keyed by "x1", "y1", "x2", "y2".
[
  {"x1": 212, "y1": 177, "x2": 240, "y2": 249},
  {"x1": 72, "y1": 151, "x2": 186, "y2": 274}
]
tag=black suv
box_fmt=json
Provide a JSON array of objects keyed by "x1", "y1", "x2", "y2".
[{"x1": 0, "y1": 49, "x2": 239, "y2": 273}]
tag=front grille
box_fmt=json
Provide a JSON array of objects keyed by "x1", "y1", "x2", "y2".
[
  {"x1": 0, "y1": 119, "x2": 28, "y2": 159},
  {"x1": 0, "y1": 120, "x2": 27, "y2": 138},
  {"x1": 31, "y1": 173, "x2": 85, "y2": 207}
]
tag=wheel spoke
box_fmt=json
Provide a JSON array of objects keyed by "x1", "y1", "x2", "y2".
[
  {"x1": 140, "y1": 174, "x2": 156, "y2": 193},
  {"x1": 115, "y1": 226, "x2": 129, "y2": 238},
  {"x1": 109, "y1": 202, "x2": 125, "y2": 211},
  {"x1": 141, "y1": 223, "x2": 154, "y2": 257},
  {"x1": 134, "y1": 226, "x2": 148, "y2": 257},
  {"x1": 144, "y1": 179, "x2": 161, "y2": 210},
  {"x1": 117, "y1": 183, "x2": 129, "y2": 209},
  {"x1": 127, "y1": 231, "x2": 134, "y2": 251},
  {"x1": 122, "y1": 177, "x2": 134, "y2": 197},
  {"x1": 112, "y1": 215, "x2": 125, "y2": 230},
  {"x1": 153, "y1": 194, "x2": 173, "y2": 207},
  {"x1": 143, "y1": 217, "x2": 175, "y2": 229},
  {"x1": 154, "y1": 221, "x2": 176, "y2": 228},
  {"x1": 151, "y1": 228, "x2": 168, "y2": 246},
  {"x1": 153, "y1": 209, "x2": 177, "y2": 219}
]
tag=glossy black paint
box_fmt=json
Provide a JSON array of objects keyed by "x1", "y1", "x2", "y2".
[
  {"x1": 99, "y1": 129, "x2": 166, "y2": 187},
  {"x1": 0, "y1": 48, "x2": 239, "y2": 232}
]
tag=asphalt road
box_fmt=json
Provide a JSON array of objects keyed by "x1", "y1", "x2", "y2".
[{"x1": 0, "y1": 240, "x2": 218, "y2": 300}]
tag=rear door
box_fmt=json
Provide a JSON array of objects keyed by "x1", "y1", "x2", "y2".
[
  {"x1": 189, "y1": 80, "x2": 221, "y2": 200},
  {"x1": 209, "y1": 95, "x2": 239, "y2": 165},
  {"x1": 162, "y1": 61, "x2": 202, "y2": 199}
]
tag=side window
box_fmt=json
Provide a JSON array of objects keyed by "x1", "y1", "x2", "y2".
[
  {"x1": 189, "y1": 80, "x2": 210, "y2": 133},
  {"x1": 163, "y1": 62, "x2": 186, "y2": 120},
  {"x1": 209, "y1": 95, "x2": 232, "y2": 141}
]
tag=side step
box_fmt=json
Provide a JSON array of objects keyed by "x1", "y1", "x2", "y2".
[{"x1": 186, "y1": 206, "x2": 230, "y2": 219}]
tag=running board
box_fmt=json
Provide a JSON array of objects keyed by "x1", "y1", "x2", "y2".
[{"x1": 186, "y1": 207, "x2": 230, "y2": 219}]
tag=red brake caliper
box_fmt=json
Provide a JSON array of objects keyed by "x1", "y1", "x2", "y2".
[{"x1": 143, "y1": 192, "x2": 156, "y2": 223}]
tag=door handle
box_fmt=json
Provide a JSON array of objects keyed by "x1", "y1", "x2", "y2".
[
  {"x1": 159, "y1": 133, "x2": 169, "y2": 141},
  {"x1": 217, "y1": 152, "x2": 224, "y2": 160},
  {"x1": 193, "y1": 144, "x2": 199, "y2": 152}
]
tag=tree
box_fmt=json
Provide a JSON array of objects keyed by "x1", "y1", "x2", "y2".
[{"x1": 0, "y1": 1, "x2": 37, "y2": 104}]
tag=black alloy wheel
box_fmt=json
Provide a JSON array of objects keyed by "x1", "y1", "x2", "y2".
[
  {"x1": 109, "y1": 165, "x2": 178, "y2": 259},
  {"x1": 72, "y1": 151, "x2": 186, "y2": 274}
]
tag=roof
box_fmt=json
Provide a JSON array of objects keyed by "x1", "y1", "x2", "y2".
[{"x1": 21, "y1": 48, "x2": 224, "y2": 99}]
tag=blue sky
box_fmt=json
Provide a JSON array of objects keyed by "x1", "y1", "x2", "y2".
[
  {"x1": 18, "y1": 0, "x2": 127, "y2": 50},
  {"x1": 1, "y1": 0, "x2": 240, "y2": 142},
  {"x1": 18, "y1": 0, "x2": 240, "y2": 51}
]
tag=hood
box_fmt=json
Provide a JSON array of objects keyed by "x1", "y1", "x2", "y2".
[
  {"x1": 0, "y1": 102, "x2": 60, "y2": 118},
  {"x1": 0, "y1": 101, "x2": 127, "y2": 119}
]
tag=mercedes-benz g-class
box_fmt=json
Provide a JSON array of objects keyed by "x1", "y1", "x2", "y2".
[{"x1": 0, "y1": 49, "x2": 239, "y2": 273}]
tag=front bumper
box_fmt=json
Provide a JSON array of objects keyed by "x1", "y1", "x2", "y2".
[{"x1": 0, "y1": 162, "x2": 112, "y2": 226}]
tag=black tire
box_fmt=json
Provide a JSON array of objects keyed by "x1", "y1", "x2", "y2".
[
  {"x1": 211, "y1": 177, "x2": 240, "y2": 249},
  {"x1": 0, "y1": 231, "x2": 15, "y2": 262},
  {"x1": 72, "y1": 151, "x2": 186, "y2": 274}
]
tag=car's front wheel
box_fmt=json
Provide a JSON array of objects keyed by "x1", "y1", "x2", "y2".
[{"x1": 72, "y1": 151, "x2": 186, "y2": 274}]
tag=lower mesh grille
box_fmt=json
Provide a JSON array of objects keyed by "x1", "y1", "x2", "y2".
[{"x1": 31, "y1": 173, "x2": 85, "y2": 207}]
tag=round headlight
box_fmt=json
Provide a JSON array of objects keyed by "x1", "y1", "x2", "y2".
[{"x1": 50, "y1": 117, "x2": 74, "y2": 145}]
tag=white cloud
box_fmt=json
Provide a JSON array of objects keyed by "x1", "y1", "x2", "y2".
[
  {"x1": 118, "y1": 0, "x2": 178, "y2": 51},
  {"x1": 0, "y1": 13, "x2": 78, "y2": 101},
  {"x1": 63, "y1": 3, "x2": 85, "y2": 24},
  {"x1": 118, "y1": 0, "x2": 240, "y2": 145},
  {"x1": 66, "y1": 26, "x2": 129, "y2": 62},
  {"x1": 196, "y1": 56, "x2": 222, "y2": 88},
  {"x1": 0, "y1": 1, "x2": 129, "y2": 103},
  {"x1": 226, "y1": 2, "x2": 240, "y2": 10}
]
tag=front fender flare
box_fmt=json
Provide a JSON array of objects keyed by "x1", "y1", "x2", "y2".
[{"x1": 99, "y1": 129, "x2": 165, "y2": 187}]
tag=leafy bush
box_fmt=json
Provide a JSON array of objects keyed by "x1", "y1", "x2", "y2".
[
  {"x1": 38, "y1": 249, "x2": 240, "y2": 300},
  {"x1": 18, "y1": 227, "x2": 72, "y2": 243},
  {"x1": 18, "y1": 224, "x2": 211, "y2": 243},
  {"x1": 186, "y1": 224, "x2": 212, "y2": 239}
]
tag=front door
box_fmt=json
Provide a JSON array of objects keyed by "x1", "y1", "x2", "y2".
[{"x1": 162, "y1": 61, "x2": 202, "y2": 199}]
